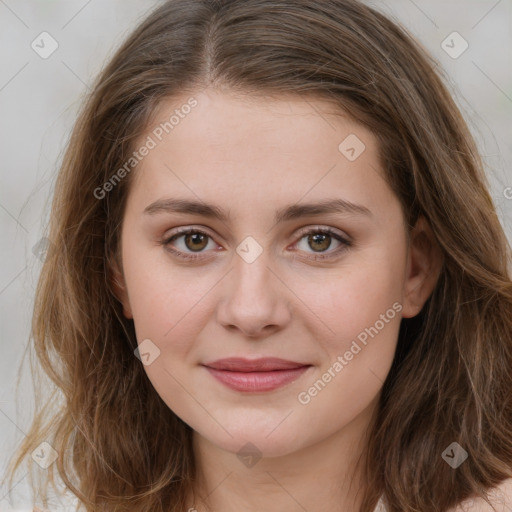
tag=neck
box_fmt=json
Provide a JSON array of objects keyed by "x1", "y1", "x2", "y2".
[{"x1": 187, "y1": 396, "x2": 378, "y2": 512}]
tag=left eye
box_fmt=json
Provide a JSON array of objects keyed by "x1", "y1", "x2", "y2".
[
  {"x1": 161, "y1": 227, "x2": 351, "y2": 261},
  {"x1": 292, "y1": 227, "x2": 350, "y2": 259}
]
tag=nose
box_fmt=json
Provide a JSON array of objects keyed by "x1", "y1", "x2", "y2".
[{"x1": 216, "y1": 250, "x2": 292, "y2": 339}]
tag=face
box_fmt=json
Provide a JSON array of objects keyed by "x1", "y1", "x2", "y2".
[{"x1": 113, "y1": 88, "x2": 436, "y2": 458}]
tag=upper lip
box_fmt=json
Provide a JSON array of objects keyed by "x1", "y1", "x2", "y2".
[{"x1": 203, "y1": 357, "x2": 311, "y2": 372}]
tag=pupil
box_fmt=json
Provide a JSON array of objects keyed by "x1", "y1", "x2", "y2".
[
  {"x1": 309, "y1": 233, "x2": 331, "y2": 252},
  {"x1": 186, "y1": 233, "x2": 207, "y2": 252}
]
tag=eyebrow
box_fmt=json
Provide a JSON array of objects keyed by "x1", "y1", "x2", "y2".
[{"x1": 143, "y1": 197, "x2": 372, "y2": 223}]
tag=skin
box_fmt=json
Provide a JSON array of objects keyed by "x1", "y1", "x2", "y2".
[{"x1": 111, "y1": 88, "x2": 443, "y2": 511}]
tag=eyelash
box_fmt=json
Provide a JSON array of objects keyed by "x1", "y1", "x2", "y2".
[{"x1": 160, "y1": 226, "x2": 352, "y2": 262}]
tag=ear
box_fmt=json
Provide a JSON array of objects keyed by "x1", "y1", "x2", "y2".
[
  {"x1": 108, "y1": 253, "x2": 133, "y2": 319},
  {"x1": 401, "y1": 215, "x2": 444, "y2": 318}
]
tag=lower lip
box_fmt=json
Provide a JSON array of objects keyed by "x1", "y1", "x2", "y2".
[{"x1": 204, "y1": 366, "x2": 311, "y2": 392}]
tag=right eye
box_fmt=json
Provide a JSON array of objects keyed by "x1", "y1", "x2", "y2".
[{"x1": 161, "y1": 227, "x2": 220, "y2": 261}]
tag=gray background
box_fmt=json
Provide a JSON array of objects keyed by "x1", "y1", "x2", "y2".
[{"x1": 0, "y1": 0, "x2": 511, "y2": 510}]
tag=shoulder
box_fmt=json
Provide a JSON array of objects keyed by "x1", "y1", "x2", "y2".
[{"x1": 449, "y1": 478, "x2": 512, "y2": 512}]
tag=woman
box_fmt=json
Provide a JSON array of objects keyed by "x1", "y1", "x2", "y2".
[{"x1": 3, "y1": 1, "x2": 512, "y2": 511}]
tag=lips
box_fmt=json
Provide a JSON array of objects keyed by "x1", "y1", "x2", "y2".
[
  {"x1": 202, "y1": 357, "x2": 312, "y2": 392},
  {"x1": 203, "y1": 357, "x2": 310, "y2": 372}
]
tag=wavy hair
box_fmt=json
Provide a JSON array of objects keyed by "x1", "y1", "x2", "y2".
[{"x1": 3, "y1": 1, "x2": 512, "y2": 511}]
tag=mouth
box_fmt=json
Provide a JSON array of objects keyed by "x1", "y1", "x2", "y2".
[
  {"x1": 202, "y1": 357, "x2": 313, "y2": 392},
  {"x1": 203, "y1": 357, "x2": 311, "y2": 372}
]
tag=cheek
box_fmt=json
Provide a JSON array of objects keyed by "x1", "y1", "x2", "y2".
[
  {"x1": 297, "y1": 253, "x2": 406, "y2": 408},
  {"x1": 299, "y1": 249, "x2": 406, "y2": 342},
  {"x1": 293, "y1": 263, "x2": 403, "y2": 426},
  {"x1": 122, "y1": 239, "x2": 214, "y2": 353}
]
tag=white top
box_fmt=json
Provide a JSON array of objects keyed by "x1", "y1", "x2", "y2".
[
  {"x1": 372, "y1": 478, "x2": 512, "y2": 511},
  {"x1": 374, "y1": 496, "x2": 387, "y2": 512}
]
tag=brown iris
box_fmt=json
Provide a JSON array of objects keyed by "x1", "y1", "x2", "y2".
[
  {"x1": 184, "y1": 232, "x2": 209, "y2": 252},
  {"x1": 308, "y1": 232, "x2": 331, "y2": 252}
]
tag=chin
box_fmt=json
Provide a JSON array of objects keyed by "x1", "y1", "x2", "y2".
[{"x1": 195, "y1": 420, "x2": 306, "y2": 459}]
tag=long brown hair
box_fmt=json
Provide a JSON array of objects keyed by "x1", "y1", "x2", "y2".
[{"x1": 3, "y1": 1, "x2": 512, "y2": 511}]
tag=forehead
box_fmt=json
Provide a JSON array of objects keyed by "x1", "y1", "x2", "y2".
[
  {"x1": 126, "y1": 89, "x2": 392, "y2": 218},
  {"x1": 144, "y1": 89, "x2": 370, "y2": 154}
]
